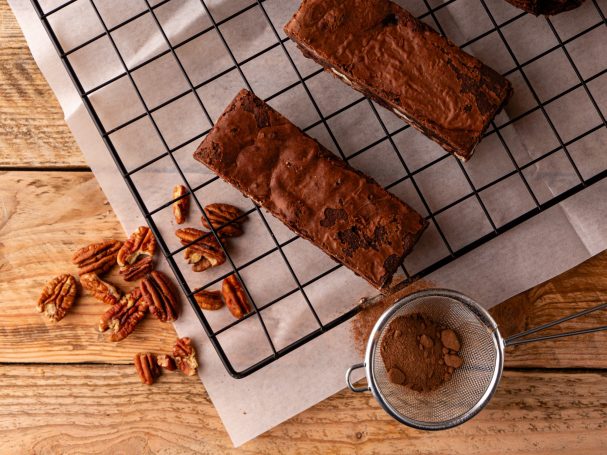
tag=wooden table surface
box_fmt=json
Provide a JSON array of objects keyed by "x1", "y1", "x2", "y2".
[{"x1": 1, "y1": 2, "x2": 606, "y2": 453}]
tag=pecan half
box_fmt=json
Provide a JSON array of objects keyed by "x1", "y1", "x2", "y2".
[
  {"x1": 173, "y1": 185, "x2": 189, "y2": 225},
  {"x1": 117, "y1": 226, "x2": 156, "y2": 281},
  {"x1": 72, "y1": 240, "x2": 122, "y2": 276},
  {"x1": 173, "y1": 337, "x2": 198, "y2": 376},
  {"x1": 176, "y1": 228, "x2": 226, "y2": 272},
  {"x1": 194, "y1": 290, "x2": 224, "y2": 311},
  {"x1": 99, "y1": 287, "x2": 148, "y2": 342},
  {"x1": 201, "y1": 203, "x2": 246, "y2": 238},
  {"x1": 134, "y1": 352, "x2": 161, "y2": 385},
  {"x1": 36, "y1": 274, "x2": 78, "y2": 322},
  {"x1": 222, "y1": 274, "x2": 251, "y2": 320},
  {"x1": 141, "y1": 271, "x2": 179, "y2": 322},
  {"x1": 120, "y1": 255, "x2": 153, "y2": 281},
  {"x1": 157, "y1": 354, "x2": 177, "y2": 371},
  {"x1": 80, "y1": 272, "x2": 122, "y2": 305}
]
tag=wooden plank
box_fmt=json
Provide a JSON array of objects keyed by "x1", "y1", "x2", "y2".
[
  {"x1": 0, "y1": 171, "x2": 175, "y2": 362},
  {"x1": 0, "y1": 1, "x2": 86, "y2": 168},
  {"x1": 0, "y1": 364, "x2": 605, "y2": 454},
  {"x1": 490, "y1": 251, "x2": 607, "y2": 369}
]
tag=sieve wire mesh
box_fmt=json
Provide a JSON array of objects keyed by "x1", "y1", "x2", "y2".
[{"x1": 367, "y1": 291, "x2": 503, "y2": 428}]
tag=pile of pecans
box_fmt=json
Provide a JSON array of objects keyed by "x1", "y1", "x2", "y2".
[
  {"x1": 35, "y1": 222, "x2": 198, "y2": 386},
  {"x1": 35, "y1": 187, "x2": 254, "y2": 385}
]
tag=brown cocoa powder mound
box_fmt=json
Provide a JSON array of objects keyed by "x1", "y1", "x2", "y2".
[
  {"x1": 352, "y1": 279, "x2": 434, "y2": 356},
  {"x1": 380, "y1": 313, "x2": 462, "y2": 392}
]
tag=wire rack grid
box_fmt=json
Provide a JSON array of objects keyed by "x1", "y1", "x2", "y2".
[{"x1": 31, "y1": 0, "x2": 607, "y2": 378}]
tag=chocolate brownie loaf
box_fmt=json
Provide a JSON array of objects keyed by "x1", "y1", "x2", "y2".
[
  {"x1": 194, "y1": 89, "x2": 427, "y2": 290},
  {"x1": 504, "y1": 0, "x2": 585, "y2": 15},
  {"x1": 284, "y1": 0, "x2": 513, "y2": 161}
]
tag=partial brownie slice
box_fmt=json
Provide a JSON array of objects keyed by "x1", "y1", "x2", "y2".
[
  {"x1": 504, "y1": 0, "x2": 585, "y2": 15},
  {"x1": 194, "y1": 89, "x2": 427, "y2": 290},
  {"x1": 284, "y1": 0, "x2": 513, "y2": 161}
]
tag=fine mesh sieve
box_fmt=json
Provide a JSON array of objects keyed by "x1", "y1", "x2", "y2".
[{"x1": 346, "y1": 288, "x2": 607, "y2": 430}]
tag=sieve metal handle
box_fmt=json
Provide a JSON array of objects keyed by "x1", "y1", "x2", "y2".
[
  {"x1": 346, "y1": 363, "x2": 369, "y2": 393},
  {"x1": 504, "y1": 301, "x2": 607, "y2": 347}
]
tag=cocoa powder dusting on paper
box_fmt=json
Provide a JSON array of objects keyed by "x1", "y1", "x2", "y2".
[{"x1": 352, "y1": 279, "x2": 434, "y2": 356}]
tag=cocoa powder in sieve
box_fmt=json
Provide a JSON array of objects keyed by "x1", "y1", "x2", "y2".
[{"x1": 380, "y1": 313, "x2": 463, "y2": 392}]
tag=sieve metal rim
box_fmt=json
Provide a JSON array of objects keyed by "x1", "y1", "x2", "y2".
[{"x1": 358, "y1": 288, "x2": 505, "y2": 431}]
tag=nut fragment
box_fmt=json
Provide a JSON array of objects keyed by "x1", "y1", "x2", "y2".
[
  {"x1": 72, "y1": 240, "x2": 122, "y2": 275},
  {"x1": 157, "y1": 354, "x2": 177, "y2": 371},
  {"x1": 172, "y1": 185, "x2": 189, "y2": 224},
  {"x1": 194, "y1": 290, "x2": 224, "y2": 311},
  {"x1": 141, "y1": 271, "x2": 179, "y2": 322},
  {"x1": 117, "y1": 226, "x2": 156, "y2": 281},
  {"x1": 201, "y1": 203, "x2": 246, "y2": 238},
  {"x1": 99, "y1": 287, "x2": 148, "y2": 342},
  {"x1": 222, "y1": 274, "x2": 251, "y2": 320},
  {"x1": 176, "y1": 228, "x2": 226, "y2": 272},
  {"x1": 80, "y1": 273, "x2": 122, "y2": 305},
  {"x1": 36, "y1": 274, "x2": 78, "y2": 322},
  {"x1": 134, "y1": 352, "x2": 161, "y2": 385},
  {"x1": 173, "y1": 337, "x2": 198, "y2": 376}
]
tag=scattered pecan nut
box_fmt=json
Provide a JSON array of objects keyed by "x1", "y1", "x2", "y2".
[
  {"x1": 134, "y1": 352, "x2": 161, "y2": 385},
  {"x1": 36, "y1": 274, "x2": 78, "y2": 322},
  {"x1": 117, "y1": 226, "x2": 156, "y2": 281},
  {"x1": 99, "y1": 287, "x2": 148, "y2": 342},
  {"x1": 176, "y1": 228, "x2": 226, "y2": 272},
  {"x1": 222, "y1": 274, "x2": 252, "y2": 320},
  {"x1": 157, "y1": 354, "x2": 177, "y2": 371},
  {"x1": 72, "y1": 239, "x2": 122, "y2": 276},
  {"x1": 173, "y1": 337, "x2": 198, "y2": 376},
  {"x1": 141, "y1": 271, "x2": 179, "y2": 322},
  {"x1": 80, "y1": 272, "x2": 122, "y2": 306},
  {"x1": 194, "y1": 290, "x2": 224, "y2": 311},
  {"x1": 201, "y1": 203, "x2": 246, "y2": 238},
  {"x1": 172, "y1": 185, "x2": 189, "y2": 225}
]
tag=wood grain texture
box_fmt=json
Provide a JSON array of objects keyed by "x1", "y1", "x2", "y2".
[
  {"x1": 0, "y1": 364, "x2": 605, "y2": 454},
  {"x1": 0, "y1": 0, "x2": 85, "y2": 168},
  {"x1": 0, "y1": 171, "x2": 175, "y2": 362},
  {"x1": 491, "y1": 251, "x2": 607, "y2": 369}
]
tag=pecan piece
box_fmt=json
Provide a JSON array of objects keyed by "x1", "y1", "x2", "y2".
[
  {"x1": 173, "y1": 337, "x2": 198, "y2": 376},
  {"x1": 80, "y1": 272, "x2": 122, "y2": 305},
  {"x1": 99, "y1": 287, "x2": 148, "y2": 342},
  {"x1": 194, "y1": 290, "x2": 224, "y2": 311},
  {"x1": 157, "y1": 354, "x2": 177, "y2": 371},
  {"x1": 117, "y1": 226, "x2": 156, "y2": 281},
  {"x1": 222, "y1": 274, "x2": 252, "y2": 320},
  {"x1": 141, "y1": 271, "x2": 179, "y2": 322},
  {"x1": 173, "y1": 185, "x2": 189, "y2": 224},
  {"x1": 201, "y1": 203, "x2": 246, "y2": 238},
  {"x1": 36, "y1": 274, "x2": 78, "y2": 322},
  {"x1": 176, "y1": 228, "x2": 226, "y2": 272},
  {"x1": 134, "y1": 352, "x2": 161, "y2": 385},
  {"x1": 72, "y1": 240, "x2": 122, "y2": 276}
]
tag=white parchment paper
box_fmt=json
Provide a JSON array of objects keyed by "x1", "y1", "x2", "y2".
[{"x1": 8, "y1": 0, "x2": 607, "y2": 446}]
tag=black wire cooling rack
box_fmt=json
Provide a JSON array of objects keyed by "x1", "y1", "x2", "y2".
[{"x1": 32, "y1": 0, "x2": 607, "y2": 378}]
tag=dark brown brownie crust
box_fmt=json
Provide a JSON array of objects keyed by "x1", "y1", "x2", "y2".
[
  {"x1": 283, "y1": 0, "x2": 513, "y2": 162},
  {"x1": 194, "y1": 89, "x2": 427, "y2": 290},
  {"x1": 504, "y1": 0, "x2": 585, "y2": 15}
]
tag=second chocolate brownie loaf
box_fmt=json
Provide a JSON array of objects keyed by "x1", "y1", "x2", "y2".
[
  {"x1": 284, "y1": 0, "x2": 513, "y2": 161},
  {"x1": 194, "y1": 89, "x2": 427, "y2": 290},
  {"x1": 504, "y1": 0, "x2": 585, "y2": 15}
]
